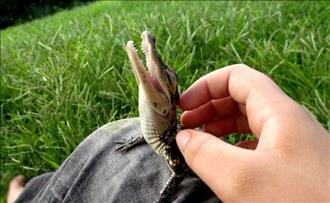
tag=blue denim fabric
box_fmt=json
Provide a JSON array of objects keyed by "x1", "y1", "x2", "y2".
[{"x1": 15, "y1": 118, "x2": 220, "y2": 203}]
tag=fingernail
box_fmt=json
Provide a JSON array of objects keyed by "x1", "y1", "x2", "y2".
[{"x1": 176, "y1": 130, "x2": 192, "y2": 152}]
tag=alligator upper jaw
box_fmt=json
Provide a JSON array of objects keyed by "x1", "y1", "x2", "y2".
[{"x1": 126, "y1": 31, "x2": 167, "y2": 97}]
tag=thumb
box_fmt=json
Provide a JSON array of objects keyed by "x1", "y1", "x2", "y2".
[{"x1": 176, "y1": 129, "x2": 252, "y2": 198}]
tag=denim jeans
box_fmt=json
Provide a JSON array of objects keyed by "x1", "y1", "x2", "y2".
[{"x1": 15, "y1": 118, "x2": 220, "y2": 203}]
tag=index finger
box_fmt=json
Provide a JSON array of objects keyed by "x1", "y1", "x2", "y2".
[{"x1": 179, "y1": 64, "x2": 290, "y2": 136}]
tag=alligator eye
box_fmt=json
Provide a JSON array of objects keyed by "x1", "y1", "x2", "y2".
[
  {"x1": 151, "y1": 35, "x2": 156, "y2": 44},
  {"x1": 166, "y1": 69, "x2": 178, "y2": 92},
  {"x1": 166, "y1": 69, "x2": 175, "y2": 82},
  {"x1": 174, "y1": 91, "x2": 180, "y2": 104}
]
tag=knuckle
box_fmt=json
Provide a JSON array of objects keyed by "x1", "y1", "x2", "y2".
[
  {"x1": 232, "y1": 63, "x2": 270, "y2": 83},
  {"x1": 232, "y1": 63, "x2": 251, "y2": 71}
]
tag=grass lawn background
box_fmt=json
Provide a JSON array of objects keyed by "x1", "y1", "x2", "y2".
[{"x1": 1, "y1": 1, "x2": 329, "y2": 201}]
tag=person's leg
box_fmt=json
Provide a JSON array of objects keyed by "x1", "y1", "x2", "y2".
[{"x1": 12, "y1": 118, "x2": 219, "y2": 203}]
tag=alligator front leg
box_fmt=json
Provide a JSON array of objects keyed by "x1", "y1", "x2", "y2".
[{"x1": 115, "y1": 134, "x2": 145, "y2": 152}]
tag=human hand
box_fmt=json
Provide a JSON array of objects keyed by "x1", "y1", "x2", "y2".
[{"x1": 176, "y1": 64, "x2": 330, "y2": 202}]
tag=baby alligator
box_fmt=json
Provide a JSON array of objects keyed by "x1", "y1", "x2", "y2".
[{"x1": 117, "y1": 31, "x2": 188, "y2": 202}]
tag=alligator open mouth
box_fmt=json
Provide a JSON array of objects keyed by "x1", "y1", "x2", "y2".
[{"x1": 126, "y1": 31, "x2": 166, "y2": 95}]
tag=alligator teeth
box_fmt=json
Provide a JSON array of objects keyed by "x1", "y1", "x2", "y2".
[
  {"x1": 141, "y1": 45, "x2": 147, "y2": 56},
  {"x1": 127, "y1": 41, "x2": 137, "y2": 51}
]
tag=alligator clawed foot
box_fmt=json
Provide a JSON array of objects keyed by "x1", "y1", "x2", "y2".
[{"x1": 115, "y1": 143, "x2": 131, "y2": 153}]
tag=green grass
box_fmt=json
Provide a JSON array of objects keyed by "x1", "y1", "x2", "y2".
[{"x1": 1, "y1": 1, "x2": 329, "y2": 201}]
